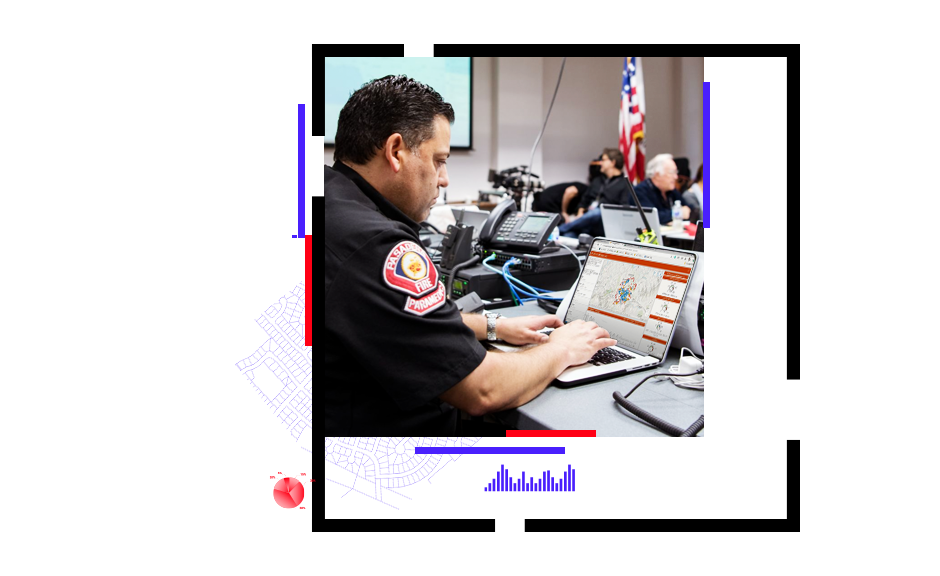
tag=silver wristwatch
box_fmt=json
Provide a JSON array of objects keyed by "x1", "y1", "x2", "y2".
[{"x1": 485, "y1": 312, "x2": 502, "y2": 341}]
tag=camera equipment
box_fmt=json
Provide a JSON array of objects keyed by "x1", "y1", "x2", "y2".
[{"x1": 480, "y1": 165, "x2": 544, "y2": 210}]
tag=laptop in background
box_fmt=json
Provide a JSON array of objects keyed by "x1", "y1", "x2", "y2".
[
  {"x1": 552, "y1": 237, "x2": 697, "y2": 387},
  {"x1": 599, "y1": 204, "x2": 661, "y2": 243},
  {"x1": 452, "y1": 208, "x2": 490, "y2": 241}
]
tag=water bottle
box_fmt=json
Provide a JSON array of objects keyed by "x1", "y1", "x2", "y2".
[{"x1": 672, "y1": 200, "x2": 682, "y2": 224}]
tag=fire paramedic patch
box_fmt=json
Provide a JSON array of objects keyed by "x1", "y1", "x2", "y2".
[
  {"x1": 403, "y1": 281, "x2": 446, "y2": 316},
  {"x1": 383, "y1": 240, "x2": 438, "y2": 297}
]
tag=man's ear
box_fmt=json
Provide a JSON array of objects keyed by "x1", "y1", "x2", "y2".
[{"x1": 384, "y1": 133, "x2": 406, "y2": 174}]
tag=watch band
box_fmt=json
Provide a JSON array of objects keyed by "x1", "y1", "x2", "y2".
[{"x1": 486, "y1": 312, "x2": 502, "y2": 341}]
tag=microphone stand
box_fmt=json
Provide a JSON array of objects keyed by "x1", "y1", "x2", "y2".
[{"x1": 623, "y1": 176, "x2": 652, "y2": 232}]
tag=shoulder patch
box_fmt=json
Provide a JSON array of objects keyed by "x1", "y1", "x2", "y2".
[
  {"x1": 403, "y1": 282, "x2": 447, "y2": 316},
  {"x1": 383, "y1": 240, "x2": 438, "y2": 297}
]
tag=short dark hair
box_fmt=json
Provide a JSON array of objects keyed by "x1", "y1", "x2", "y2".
[
  {"x1": 603, "y1": 148, "x2": 624, "y2": 170},
  {"x1": 334, "y1": 75, "x2": 455, "y2": 165}
]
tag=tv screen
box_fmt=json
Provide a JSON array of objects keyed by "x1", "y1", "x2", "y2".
[{"x1": 324, "y1": 57, "x2": 473, "y2": 149}]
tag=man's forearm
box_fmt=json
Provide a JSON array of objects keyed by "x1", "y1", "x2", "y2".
[
  {"x1": 481, "y1": 343, "x2": 570, "y2": 411},
  {"x1": 561, "y1": 188, "x2": 576, "y2": 215},
  {"x1": 462, "y1": 312, "x2": 486, "y2": 340},
  {"x1": 454, "y1": 314, "x2": 571, "y2": 412}
]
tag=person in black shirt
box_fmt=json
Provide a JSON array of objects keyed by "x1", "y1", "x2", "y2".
[
  {"x1": 557, "y1": 148, "x2": 628, "y2": 237},
  {"x1": 325, "y1": 75, "x2": 617, "y2": 436},
  {"x1": 632, "y1": 153, "x2": 692, "y2": 225},
  {"x1": 532, "y1": 156, "x2": 603, "y2": 221},
  {"x1": 531, "y1": 181, "x2": 589, "y2": 219},
  {"x1": 674, "y1": 157, "x2": 692, "y2": 194}
]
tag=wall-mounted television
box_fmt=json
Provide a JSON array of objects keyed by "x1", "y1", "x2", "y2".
[{"x1": 324, "y1": 57, "x2": 473, "y2": 149}]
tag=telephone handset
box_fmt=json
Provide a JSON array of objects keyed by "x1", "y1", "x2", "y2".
[{"x1": 477, "y1": 198, "x2": 562, "y2": 253}]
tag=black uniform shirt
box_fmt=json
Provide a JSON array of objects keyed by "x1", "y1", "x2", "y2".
[
  {"x1": 578, "y1": 173, "x2": 628, "y2": 210},
  {"x1": 324, "y1": 161, "x2": 487, "y2": 436}
]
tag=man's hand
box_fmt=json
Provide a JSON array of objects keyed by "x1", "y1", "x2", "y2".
[
  {"x1": 547, "y1": 320, "x2": 617, "y2": 366},
  {"x1": 497, "y1": 315, "x2": 563, "y2": 345},
  {"x1": 681, "y1": 205, "x2": 691, "y2": 220}
]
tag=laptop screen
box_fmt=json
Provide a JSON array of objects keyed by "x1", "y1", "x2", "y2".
[
  {"x1": 599, "y1": 204, "x2": 661, "y2": 241},
  {"x1": 453, "y1": 208, "x2": 490, "y2": 241},
  {"x1": 564, "y1": 238, "x2": 696, "y2": 360}
]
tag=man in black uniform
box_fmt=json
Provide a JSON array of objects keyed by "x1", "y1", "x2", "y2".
[{"x1": 325, "y1": 75, "x2": 616, "y2": 436}]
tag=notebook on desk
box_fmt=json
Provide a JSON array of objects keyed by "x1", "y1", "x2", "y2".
[{"x1": 551, "y1": 237, "x2": 697, "y2": 387}]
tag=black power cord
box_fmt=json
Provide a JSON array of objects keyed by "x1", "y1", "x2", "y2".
[
  {"x1": 420, "y1": 221, "x2": 443, "y2": 234},
  {"x1": 445, "y1": 254, "x2": 481, "y2": 300},
  {"x1": 612, "y1": 370, "x2": 704, "y2": 437}
]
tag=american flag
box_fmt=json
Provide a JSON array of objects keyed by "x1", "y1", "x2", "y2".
[{"x1": 619, "y1": 57, "x2": 646, "y2": 184}]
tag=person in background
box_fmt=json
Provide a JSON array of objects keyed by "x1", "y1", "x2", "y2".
[
  {"x1": 557, "y1": 148, "x2": 627, "y2": 237},
  {"x1": 682, "y1": 163, "x2": 704, "y2": 223},
  {"x1": 531, "y1": 180, "x2": 589, "y2": 221},
  {"x1": 674, "y1": 157, "x2": 692, "y2": 194},
  {"x1": 632, "y1": 153, "x2": 691, "y2": 225},
  {"x1": 533, "y1": 155, "x2": 604, "y2": 222}
]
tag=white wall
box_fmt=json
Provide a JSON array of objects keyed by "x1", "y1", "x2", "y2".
[
  {"x1": 677, "y1": 56, "x2": 706, "y2": 177},
  {"x1": 324, "y1": 56, "x2": 704, "y2": 203},
  {"x1": 541, "y1": 57, "x2": 623, "y2": 186}
]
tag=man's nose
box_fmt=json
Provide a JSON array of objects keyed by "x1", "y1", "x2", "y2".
[{"x1": 439, "y1": 166, "x2": 449, "y2": 189}]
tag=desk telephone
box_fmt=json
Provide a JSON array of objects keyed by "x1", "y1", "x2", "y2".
[{"x1": 477, "y1": 198, "x2": 561, "y2": 253}]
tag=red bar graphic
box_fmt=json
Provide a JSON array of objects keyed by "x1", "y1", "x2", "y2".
[
  {"x1": 587, "y1": 307, "x2": 645, "y2": 327},
  {"x1": 643, "y1": 334, "x2": 668, "y2": 345},
  {"x1": 588, "y1": 251, "x2": 693, "y2": 274},
  {"x1": 648, "y1": 314, "x2": 674, "y2": 324},
  {"x1": 656, "y1": 294, "x2": 681, "y2": 304},
  {"x1": 507, "y1": 430, "x2": 597, "y2": 437},
  {"x1": 305, "y1": 235, "x2": 312, "y2": 346}
]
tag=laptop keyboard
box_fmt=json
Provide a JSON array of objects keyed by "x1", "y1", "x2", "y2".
[
  {"x1": 537, "y1": 329, "x2": 633, "y2": 366},
  {"x1": 588, "y1": 347, "x2": 633, "y2": 366}
]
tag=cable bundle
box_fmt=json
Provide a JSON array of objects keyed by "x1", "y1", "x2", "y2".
[{"x1": 481, "y1": 254, "x2": 565, "y2": 306}]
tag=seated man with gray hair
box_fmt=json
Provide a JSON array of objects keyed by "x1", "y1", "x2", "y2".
[{"x1": 631, "y1": 153, "x2": 692, "y2": 225}]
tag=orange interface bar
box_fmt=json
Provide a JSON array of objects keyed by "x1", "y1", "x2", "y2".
[
  {"x1": 655, "y1": 294, "x2": 681, "y2": 304},
  {"x1": 587, "y1": 307, "x2": 645, "y2": 327},
  {"x1": 589, "y1": 251, "x2": 693, "y2": 274},
  {"x1": 643, "y1": 334, "x2": 668, "y2": 345},
  {"x1": 663, "y1": 272, "x2": 689, "y2": 283},
  {"x1": 648, "y1": 314, "x2": 674, "y2": 324}
]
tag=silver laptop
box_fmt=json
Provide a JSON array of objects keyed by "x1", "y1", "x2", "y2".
[
  {"x1": 452, "y1": 208, "x2": 491, "y2": 241},
  {"x1": 599, "y1": 204, "x2": 661, "y2": 243},
  {"x1": 552, "y1": 237, "x2": 697, "y2": 387}
]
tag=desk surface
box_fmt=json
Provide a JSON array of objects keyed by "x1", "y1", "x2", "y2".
[
  {"x1": 494, "y1": 302, "x2": 940, "y2": 437},
  {"x1": 660, "y1": 222, "x2": 696, "y2": 238},
  {"x1": 493, "y1": 302, "x2": 704, "y2": 437}
]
